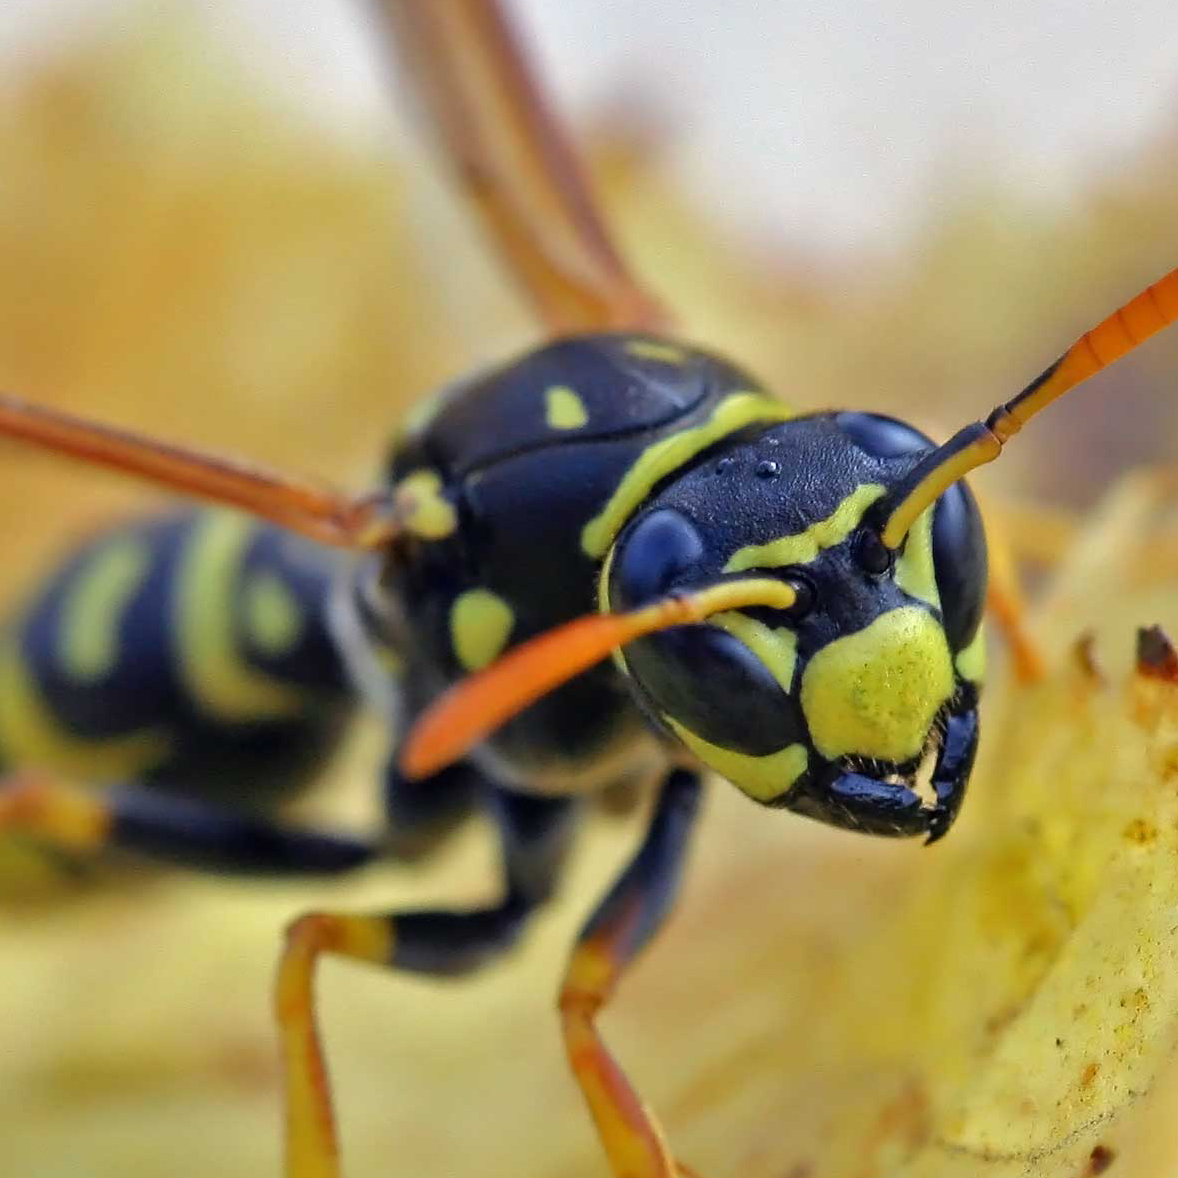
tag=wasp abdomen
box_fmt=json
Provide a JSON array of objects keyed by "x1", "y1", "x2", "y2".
[{"x1": 0, "y1": 510, "x2": 354, "y2": 805}]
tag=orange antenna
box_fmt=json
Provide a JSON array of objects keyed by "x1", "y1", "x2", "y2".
[
  {"x1": 0, "y1": 393, "x2": 402, "y2": 550},
  {"x1": 879, "y1": 265, "x2": 1178, "y2": 549},
  {"x1": 400, "y1": 576, "x2": 797, "y2": 779}
]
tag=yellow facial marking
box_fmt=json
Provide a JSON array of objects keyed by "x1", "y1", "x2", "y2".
[
  {"x1": 667, "y1": 717, "x2": 808, "y2": 802},
  {"x1": 624, "y1": 339, "x2": 689, "y2": 364},
  {"x1": 394, "y1": 469, "x2": 457, "y2": 540},
  {"x1": 244, "y1": 572, "x2": 304, "y2": 657},
  {"x1": 581, "y1": 392, "x2": 793, "y2": 558},
  {"x1": 711, "y1": 611, "x2": 798, "y2": 694},
  {"x1": 893, "y1": 504, "x2": 941, "y2": 609},
  {"x1": 801, "y1": 607, "x2": 954, "y2": 764},
  {"x1": 955, "y1": 624, "x2": 986, "y2": 683},
  {"x1": 724, "y1": 484, "x2": 886, "y2": 573},
  {"x1": 450, "y1": 589, "x2": 515, "y2": 672},
  {"x1": 0, "y1": 640, "x2": 171, "y2": 778},
  {"x1": 59, "y1": 538, "x2": 151, "y2": 682},
  {"x1": 545, "y1": 384, "x2": 589, "y2": 430},
  {"x1": 176, "y1": 514, "x2": 307, "y2": 721}
]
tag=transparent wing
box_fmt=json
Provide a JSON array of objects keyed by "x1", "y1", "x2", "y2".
[{"x1": 376, "y1": 0, "x2": 668, "y2": 335}]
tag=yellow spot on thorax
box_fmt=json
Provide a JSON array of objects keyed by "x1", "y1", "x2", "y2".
[
  {"x1": 667, "y1": 717, "x2": 808, "y2": 803},
  {"x1": 0, "y1": 639, "x2": 171, "y2": 778},
  {"x1": 176, "y1": 514, "x2": 307, "y2": 721},
  {"x1": 800, "y1": 606, "x2": 954, "y2": 763},
  {"x1": 581, "y1": 391, "x2": 792, "y2": 559},
  {"x1": 394, "y1": 469, "x2": 457, "y2": 540},
  {"x1": 545, "y1": 385, "x2": 589, "y2": 430},
  {"x1": 894, "y1": 504, "x2": 941, "y2": 609},
  {"x1": 244, "y1": 572, "x2": 304, "y2": 657},
  {"x1": 59, "y1": 537, "x2": 151, "y2": 682},
  {"x1": 724, "y1": 484, "x2": 886, "y2": 573},
  {"x1": 955, "y1": 623, "x2": 986, "y2": 683},
  {"x1": 450, "y1": 589, "x2": 515, "y2": 672},
  {"x1": 624, "y1": 339, "x2": 689, "y2": 364}
]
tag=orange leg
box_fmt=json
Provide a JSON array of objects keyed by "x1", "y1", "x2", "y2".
[
  {"x1": 276, "y1": 788, "x2": 574, "y2": 1178},
  {"x1": 0, "y1": 772, "x2": 110, "y2": 850},
  {"x1": 980, "y1": 499, "x2": 1049, "y2": 682},
  {"x1": 277, "y1": 912, "x2": 393, "y2": 1178},
  {"x1": 0, "y1": 771, "x2": 376, "y2": 874},
  {"x1": 559, "y1": 769, "x2": 702, "y2": 1178}
]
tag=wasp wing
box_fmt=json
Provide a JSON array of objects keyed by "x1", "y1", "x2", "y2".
[{"x1": 376, "y1": 0, "x2": 667, "y2": 335}]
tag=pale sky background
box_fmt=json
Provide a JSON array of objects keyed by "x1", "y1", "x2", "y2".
[{"x1": 2, "y1": 0, "x2": 1177, "y2": 257}]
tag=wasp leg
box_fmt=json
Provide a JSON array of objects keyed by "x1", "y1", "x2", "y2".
[
  {"x1": 276, "y1": 787, "x2": 576, "y2": 1178},
  {"x1": 0, "y1": 773, "x2": 374, "y2": 876},
  {"x1": 382, "y1": 756, "x2": 482, "y2": 860},
  {"x1": 981, "y1": 497, "x2": 1078, "y2": 567},
  {"x1": 981, "y1": 498, "x2": 1046, "y2": 683},
  {"x1": 559, "y1": 768, "x2": 702, "y2": 1178}
]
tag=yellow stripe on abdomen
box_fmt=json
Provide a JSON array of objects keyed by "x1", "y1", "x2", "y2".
[
  {"x1": 174, "y1": 513, "x2": 308, "y2": 722},
  {"x1": 58, "y1": 537, "x2": 153, "y2": 683},
  {"x1": 0, "y1": 636, "x2": 171, "y2": 779}
]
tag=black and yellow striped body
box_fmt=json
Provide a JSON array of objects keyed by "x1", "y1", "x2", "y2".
[
  {"x1": 0, "y1": 511, "x2": 353, "y2": 807},
  {"x1": 0, "y1": 332, "x2": 986, "y2": 851},
  {"x1": 381, "y1": 333, "x2": 790, "y2": 793}
]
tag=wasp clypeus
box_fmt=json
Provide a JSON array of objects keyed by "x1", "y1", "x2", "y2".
[{"x1": 0, "y1": 2, "x2": 1175, "y2": 1177}]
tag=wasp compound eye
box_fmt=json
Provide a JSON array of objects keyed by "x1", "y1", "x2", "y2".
[
  {"x1": 854, "y1": 528, "x2": 893, "y2": 575},
  {"x1": 614, "y1": 509, "x2": 704, "y2": 608}
]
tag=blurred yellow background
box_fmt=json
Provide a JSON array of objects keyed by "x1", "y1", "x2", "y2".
[{"x1": 4, "y1": 7, "x2": 1178, "y2": 1178}]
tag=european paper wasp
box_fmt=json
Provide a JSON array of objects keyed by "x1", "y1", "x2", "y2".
[{"x1": 0, "y1": 3, "x2": 1175, "y2": 1176}]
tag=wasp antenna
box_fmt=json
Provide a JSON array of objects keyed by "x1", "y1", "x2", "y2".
[
  {"x1": 399, "y1": 576, "x2": 796, "y2": 780},
  {"x1": 0, "y1": 393, "x2": 401, "y2": 550},
  {"x1": 880, "y1": 265, "x2": 1178, "y2": 549}
]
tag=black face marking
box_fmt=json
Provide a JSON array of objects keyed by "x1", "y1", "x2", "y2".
[
  {"x1": 625, "y1": 623, "x2": 807, "y2": 756},
  {"x1": 610, "y1": 507, "x2": 804, "y2": 755},
  {"x1": 853, "y1": 527, "x2": 892, "y2": 575}
]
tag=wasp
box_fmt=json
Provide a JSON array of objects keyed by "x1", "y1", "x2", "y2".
[{"x1": 0, "y1": 2, "x2": 1175, "y2": 1176}]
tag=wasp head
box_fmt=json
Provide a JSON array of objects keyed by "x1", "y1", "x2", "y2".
[{"x1": 605, "y1": 411, "x2": 986, "y2": 840}]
